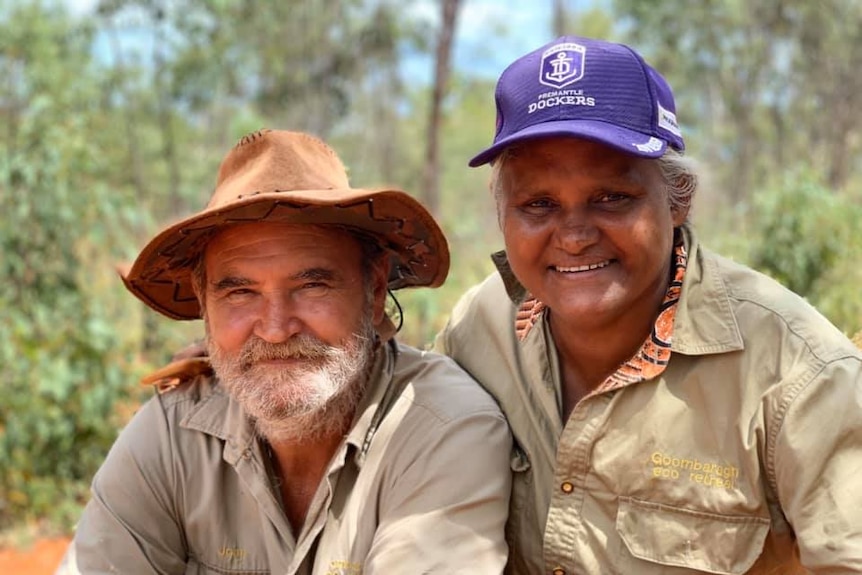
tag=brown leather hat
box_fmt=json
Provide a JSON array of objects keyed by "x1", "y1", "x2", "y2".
[{"x1": 121, "y1": 129, "x2": 449, "y2": 320}]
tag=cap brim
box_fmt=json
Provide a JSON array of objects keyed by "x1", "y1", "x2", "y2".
[{"x1": 468, "y1": 119, "x2": 668, "y2": 167}]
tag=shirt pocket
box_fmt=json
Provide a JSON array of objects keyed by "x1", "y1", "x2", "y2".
[{"x1": 616, "y1": 496, "x2": 770, "y2": 575}]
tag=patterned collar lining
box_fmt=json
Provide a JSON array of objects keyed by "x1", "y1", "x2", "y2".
[{"x1": 516, "y1": 234, "x2": 688, "y2": 392}]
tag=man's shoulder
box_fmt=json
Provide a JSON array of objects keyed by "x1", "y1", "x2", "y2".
[
  {"x1": 391, "y1": 342, "x2": 504, "y2": 422},
  {"x1": 445, "y1": 272, "x2": 516, "y2": 338},
  {"x1": 153, "y1": 371, "x2": 223, "y2": 409},
  {"x1": 131, "y1": 370, "x2": 228, "y2": 435}
]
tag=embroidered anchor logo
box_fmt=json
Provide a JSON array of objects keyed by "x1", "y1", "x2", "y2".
[
  {"x1": 539, "y1": 42, "x2": 586, "y2": 89},
  {"x1": 546, "y1": 52, "x2": 574, "y2": 83}
]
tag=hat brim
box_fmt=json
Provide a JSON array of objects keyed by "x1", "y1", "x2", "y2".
[
  {"x1": 122, "y1": 187, "x2": 449, "y2": 320},
  {"x1": 468, "y1": 119, "x2": 668, "y2": 167}
]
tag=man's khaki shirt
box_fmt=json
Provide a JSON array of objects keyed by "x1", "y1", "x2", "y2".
[
  {"x1": 68, "y1": 340, "x2": 512, "y2": 574},
  {"x1": 436, "y1": 225, "x2": 862, "y2": 574}
]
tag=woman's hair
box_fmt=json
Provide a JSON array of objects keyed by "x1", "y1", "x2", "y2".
[
  {"x1": 656, "y1": 148, "x2": 698, "y2": 216},
  {"x1": 489, "y1": 143, "x2": 698, "y2": 219}
]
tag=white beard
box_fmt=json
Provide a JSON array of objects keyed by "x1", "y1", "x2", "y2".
[{"x1": 208, "y1": 315, "x2": 376, "y2": 443}]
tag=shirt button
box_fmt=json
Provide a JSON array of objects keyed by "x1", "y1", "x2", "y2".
[
  {"x1": 553, "y1": 568, "x2": 566, "y2": 575},
  {"x1": 561, "y1": 481, "x2": 574, "y2": 494}
]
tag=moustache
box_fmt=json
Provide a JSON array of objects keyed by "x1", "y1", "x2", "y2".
[{"x1": 239, "y1": 335, "x2": 334, "y2": 371}]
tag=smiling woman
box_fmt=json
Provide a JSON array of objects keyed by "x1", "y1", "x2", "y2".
[{"x1": 435, "y1": 34, "x2": 862, "y2": 574}]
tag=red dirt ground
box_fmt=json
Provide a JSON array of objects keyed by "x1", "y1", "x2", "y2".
[{"x1": 0, "y1": 537, "x2": 69, "y2": 575}]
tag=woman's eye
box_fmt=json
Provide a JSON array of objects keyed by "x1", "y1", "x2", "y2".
[
  {"x1": 521, "y1": 198, "x2": 556, "y2": 212},
  {"x1": 598, "y1": 193, "x2": 627, "y2": 202}
]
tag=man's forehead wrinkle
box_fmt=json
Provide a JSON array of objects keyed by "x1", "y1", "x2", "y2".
[
  {"x1": 209, "y1": 265, "x2": 343, "y2": 289},
  {"x1": 212, "y1": 276, "x2": 253, "y2": 291},
  {"x1": 292, "y1": 267, "x2": 339, "y2": 282}
]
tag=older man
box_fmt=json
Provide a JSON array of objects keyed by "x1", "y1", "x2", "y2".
[{"x1": 63, "y1": 130, "x2": 512, "y2": 574}]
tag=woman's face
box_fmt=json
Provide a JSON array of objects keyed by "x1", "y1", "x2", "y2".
[{"x1": 496, "y1": 137, "x2": 687, "y2": 333}]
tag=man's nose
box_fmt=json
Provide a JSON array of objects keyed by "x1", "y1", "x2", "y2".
[{"x1": 253, "y1": 295, "x2": 302, "y2": 343}]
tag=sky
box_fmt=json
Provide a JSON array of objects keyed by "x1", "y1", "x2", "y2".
[
  {"x1": 415, "y1": 1, "x2": 558, "y2": 79},
  {"x1": 62, "y1": 0, "x2": 560, "y2": 82}
]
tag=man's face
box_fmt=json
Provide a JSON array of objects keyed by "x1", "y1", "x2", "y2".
[
  {"x1": 201, "y1": 222, "x2": 387, "y2": 441},
  {"x1": 496, "y1": 137, "x2": 687, "y2": 334}
]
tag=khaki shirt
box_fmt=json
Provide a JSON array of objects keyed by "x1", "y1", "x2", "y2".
[
  {"x1": 436, "y1": 225, "x2": 862, "y2": 574},
  {"x1": 66, "y1": 340, "x2": 512, "y2": 574}
]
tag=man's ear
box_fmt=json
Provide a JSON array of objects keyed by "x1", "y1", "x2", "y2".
[{"x1": 371, "y1": 256, "x2": 391, "y2": 325}]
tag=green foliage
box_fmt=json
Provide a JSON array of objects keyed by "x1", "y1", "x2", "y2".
[
  {"x1": 0, "y1": 3, "x2": 147, "y2": 531},
  {"x1": 746, "y1": 171, "x2": 862, "y2": 333}
]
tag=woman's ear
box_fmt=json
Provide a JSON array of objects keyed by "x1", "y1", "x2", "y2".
[{"x1": 669, "y1": 172, "x2": 695, "y2": 226}]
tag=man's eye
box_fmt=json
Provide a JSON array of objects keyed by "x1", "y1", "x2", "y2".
[{"x1": 225, "y1": 288, "x2": 254, "y2": 299}]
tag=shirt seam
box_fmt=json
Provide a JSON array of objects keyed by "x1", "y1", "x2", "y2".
[{"x1": 766, "y1": 354, "x2": 860, "y2": 508}]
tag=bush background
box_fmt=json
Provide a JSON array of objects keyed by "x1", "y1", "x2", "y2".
[{"x1": 1, "y1": 0, "x2": 861, "y2": 538}]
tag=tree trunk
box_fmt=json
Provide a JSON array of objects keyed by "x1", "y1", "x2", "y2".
[
  {"x1": 421, "y1": 0, "x2": 460, "y2": 219},
  {"x1": 553, "y1": 0, "x2": 568, "y2": 36}
]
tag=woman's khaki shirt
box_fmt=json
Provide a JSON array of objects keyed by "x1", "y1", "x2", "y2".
[{"x1": 436, "y1": 225, "x2": 862, "y2": 574}]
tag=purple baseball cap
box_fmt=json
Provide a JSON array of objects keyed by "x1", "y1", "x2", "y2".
[{"x1": 469, "y1": 35, "x2": 685, "y2": 167}]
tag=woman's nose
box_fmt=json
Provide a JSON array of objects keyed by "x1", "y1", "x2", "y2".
[{"x1": 555, "y1": 208, "x2": 599, "y2": 251}]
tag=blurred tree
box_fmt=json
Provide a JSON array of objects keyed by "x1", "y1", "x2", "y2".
[
  {"x1": 0, "y1": 2, "x2": 146, "y2": 530},
  {"x1": 748, "y1": 170, "x2": 862, "y2": 333},
  {"x1": 782, "y1": 0, "x2": 862, "y2": 191},
  {"x1": 421, "y1": 0, "x2": 461, "y2": 219},
  {"x1": 553, "y1": 0, "x2": 568, "y2": 36}
]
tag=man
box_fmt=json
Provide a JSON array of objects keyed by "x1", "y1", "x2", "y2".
[
  {"x1": 62, "y1": 130, "x2": 512, "y2": 574},
  {"x1": 435, "y1": 36, "x2": 862, "y2": 573}
]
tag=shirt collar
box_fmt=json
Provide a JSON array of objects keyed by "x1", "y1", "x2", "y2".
[{"x1": 671, "y1": 224, "x2": 744, "y2": 355}]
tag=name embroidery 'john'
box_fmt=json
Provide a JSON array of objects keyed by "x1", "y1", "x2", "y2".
[
  {"x1": 218, "y1": 546, "x2": 246, "y2": 561},
  {"x1": 651, "y1": 451, "x2": 740, "y2": 489}
]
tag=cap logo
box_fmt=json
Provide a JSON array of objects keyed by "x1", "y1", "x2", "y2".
[
  {"x1": 633, "y1": 137, "x2": 664, "y2": 153},
  {"x1": 539, "y1": 42, "x2": 586, "y2": 89}
]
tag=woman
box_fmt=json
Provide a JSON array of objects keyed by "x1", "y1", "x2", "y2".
[{"x1": 436, "y1": 35, "x2": 862, "y2": 574}]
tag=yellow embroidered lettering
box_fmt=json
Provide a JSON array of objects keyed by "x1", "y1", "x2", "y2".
[
  {"x1": 327, "y1": 560, "x2": 363, "y2": 574},
  {"x1": 218, "y1": 546, "x2": 246, "y2": 561},
  {"x1": 650, "y1": 451, "x2": 739, "y2": 490}
]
